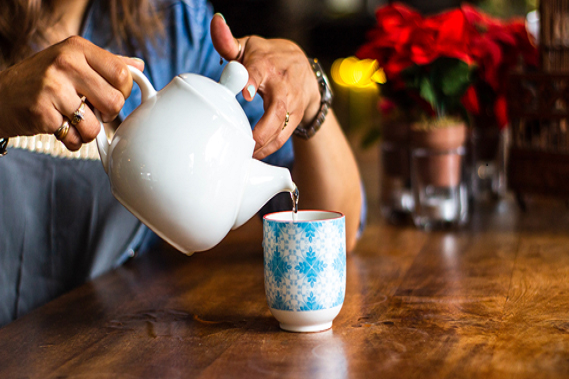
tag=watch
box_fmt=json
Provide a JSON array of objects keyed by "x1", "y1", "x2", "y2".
[{"x1": 294, "y1": 58, "x2": 334, "y2": 140}]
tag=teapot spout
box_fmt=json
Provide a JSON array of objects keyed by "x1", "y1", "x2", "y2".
[{"x1": 233, "y1": 159, "x2": 296, "y2": 229}]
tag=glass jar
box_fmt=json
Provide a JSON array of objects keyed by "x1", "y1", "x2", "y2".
[
  {"x1": 410, "y1": 122, "x2": 469, "y2": 230},
  {"x1": 411, "y1": 146, "x2": 468, "y2": 229}
]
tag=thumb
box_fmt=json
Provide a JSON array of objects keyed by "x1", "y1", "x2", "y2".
[{"x1": 211, "y1": 13, "x2": 242, "y2": 61}]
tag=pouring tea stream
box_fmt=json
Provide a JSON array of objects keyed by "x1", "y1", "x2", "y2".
[{"x1": 95, "y1": 61, "x2": 296, "y2": 255}]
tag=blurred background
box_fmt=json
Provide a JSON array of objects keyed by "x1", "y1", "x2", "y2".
[
  {"x1": 209, "y1": 0, "x2": 535, "y2": 64},
  {"x1": 209, "y1": 0, "x2": 536, "y2": 131},
  {"x1": 209, "y1": 0, "x2": 541, "y2": 223}
]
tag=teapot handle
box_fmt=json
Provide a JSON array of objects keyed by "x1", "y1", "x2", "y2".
[{"x1": 96, "y1": 65, "x2": 157, "y2": 173}]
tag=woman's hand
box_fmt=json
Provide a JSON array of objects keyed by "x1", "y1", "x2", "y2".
[
  {"x1": 0, "y1": 36, "x2": 144, "y2": 151},
  {"x1": 211, "y1": 14, "x2": 321, "y2": 160}
]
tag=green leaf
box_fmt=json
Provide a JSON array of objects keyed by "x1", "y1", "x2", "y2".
[
  {"x1": 419, "y1": 77, "x2": 437, "y2": 109},
  {"x1": 440, "y1": 60, "x2": 471, "y2": 97}
]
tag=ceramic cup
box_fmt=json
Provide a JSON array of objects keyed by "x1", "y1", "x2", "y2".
[{"x1": 263, "y1": 210, "x2": 346, "y2": 332}]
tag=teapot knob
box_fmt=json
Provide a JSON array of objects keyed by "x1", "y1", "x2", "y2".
[{"x1": 219, "y1": 61, "x2": 249, "y2": 96}]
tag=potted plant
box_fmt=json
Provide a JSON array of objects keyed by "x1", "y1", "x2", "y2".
[
  {"x1": 357, "y1": 3, "x2": 537, "y2": 228},
  {"x1": 357, "y1": 3, "x2": 474, "y2": 228}
]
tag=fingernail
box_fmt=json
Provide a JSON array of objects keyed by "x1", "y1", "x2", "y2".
[
  {"x1": 131, "y1": 57, "x2": 144, "y2": 64},
  {"x1": 215, "y1": 13, "x2": 226, "y2": 23},
  {"x1": 247, "y1": 85, "x2": 256, "y2": 99}
]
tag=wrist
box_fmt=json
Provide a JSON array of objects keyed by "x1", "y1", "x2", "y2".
[
  {"x1": 294, "y1": 58, "x2": 334, "y2": 140},
  {"x1": 302, "y1": 93, "x2": 322, "y2": 126}
]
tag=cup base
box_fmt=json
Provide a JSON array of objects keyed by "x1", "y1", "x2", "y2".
[
  {"x1": 270, "y1": 305, "x2": 342, "y2": 333},
  {"x1": 280, "y1": 321, "x2": 332, "y2": 333}
]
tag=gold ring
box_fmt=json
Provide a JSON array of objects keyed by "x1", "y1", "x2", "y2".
[
  {"x1": 234, "y1": 39, "x2": 243, "y2": 60},
  {"x1": 70, "y1": 97, "x2": 86, "y2": 126},
  {"x1": 54, "y1": 120, "x2": 70, "y2": 141},
  {"x1": 282, "y1": 112, "x2": 290, "y2": 131}
]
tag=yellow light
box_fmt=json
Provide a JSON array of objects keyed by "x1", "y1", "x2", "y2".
[
  {"x1": 331, "y1": 57, "x2": 347, "y2": 87},
  {"x1": 339, "y1": 56, "x2": 360, "y2": 85},
  {"x1": 331, "y1": 56, "x2": 381, "y2": 89},
  {"x1": 354, "y1": 59, "x2": 379, "y2": 88},
  {"x1": 371, "y1": 68, "x2": 386, "y2": 84}
]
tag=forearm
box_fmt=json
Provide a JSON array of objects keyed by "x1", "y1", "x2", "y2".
[{"x1": 291, "y1": 110, "x2": 362, "y2": 252}]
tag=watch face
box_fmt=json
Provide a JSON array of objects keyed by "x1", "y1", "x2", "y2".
[
  {"x1": 321, "y1": 70, "x2": 333, "y2": 102},
  {"x1": 313, "y1": 61, "x2": 333, "y2": 102},
  {"x1": 322, "y1": 71, "x2": 333, "y2": 100}
]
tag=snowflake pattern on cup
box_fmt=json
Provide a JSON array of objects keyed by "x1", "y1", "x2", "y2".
[{"x1": 263, "y1": 214, "x2": 346, "y2": 312}]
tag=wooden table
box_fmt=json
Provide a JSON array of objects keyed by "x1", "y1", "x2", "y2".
[{"x1": 1, "y1": 197, "x2": 569, "y2": 378}]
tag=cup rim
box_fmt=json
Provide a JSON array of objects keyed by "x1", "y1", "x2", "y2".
[{"x1": 263, "y1": 209, "x2": 345, "y2": 223}]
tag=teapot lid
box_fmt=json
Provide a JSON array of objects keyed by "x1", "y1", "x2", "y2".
[{"x1": 178, "y1": 61, "x2": 252, "y2": 137}]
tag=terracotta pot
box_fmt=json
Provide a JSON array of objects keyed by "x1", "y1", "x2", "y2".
[
  {"x1": 411, "y1": 122, "x2": 467, "y2": 150},
  {"x1": 411, "y1": 122, "x2": 467, "y2": 188}
]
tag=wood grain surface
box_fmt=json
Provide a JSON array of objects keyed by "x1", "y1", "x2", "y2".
[{"x1": 0, "y1": 196, "x2": 568, "y2": 379}]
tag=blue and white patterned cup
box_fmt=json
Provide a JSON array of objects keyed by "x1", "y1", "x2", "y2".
[{"x1": 263, "y1": 210, "x2": 346, "y2": 332}]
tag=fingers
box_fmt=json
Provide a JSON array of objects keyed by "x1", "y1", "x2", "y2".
[
  {"x1": 0, "y1": 36, "x2": 143, "y2": 153},
  {"x1": 119, "y1": 56, "x2": 145, "y2": 72},
  {"x1": 252, "y1": 90, "x2": 288, "y2": 150},
  {"x1": 52, "y1": 118, "x2": 82, "y2": 151},
  {"x1": 54, "y1": 96, "x2": 100, "y2": 144},
  {"x1": 51, "y1": 37, "x2": 134, "y2": 123},
  {"x1": 238, "y1": 37, "x2": 316, "y2": 158},
  {"x1": 253, "y1": 111, "x2": 301, "y2": 160},
  {"x1": 211, "y1": 13, "x2": 244, "y2": 61},
  {"x1": 252, "y1": 87, "x2": 306, "y2": 160},
  {"x1": 80, "y1": 38, "x2": 133, "y2": 99},
  {"x1": 61, "y1": 125, "x2": 83, "y2": 151},
  {"x1": 241, "y1": 48, "x2": 263, "y2": 101},
  {"x1": 46, "y1": 37, "x2": 142, "y2": 148}
]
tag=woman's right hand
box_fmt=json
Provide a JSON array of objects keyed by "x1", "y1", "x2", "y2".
[{"x1": 0, "y1": 36, "x2": 144, "y2": 151}]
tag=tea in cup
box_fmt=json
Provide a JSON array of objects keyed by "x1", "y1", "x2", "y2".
[{"x1": 263, "y1": 210, "x2": 346, "y2": 332}]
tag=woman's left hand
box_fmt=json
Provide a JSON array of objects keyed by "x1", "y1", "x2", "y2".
[{"x1": 211, "y1": 14, "x2": 321, "y2": 160}]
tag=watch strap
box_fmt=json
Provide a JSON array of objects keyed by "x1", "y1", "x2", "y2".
[
  {"x1": 294, "y1": 58, "x2": 333, "y2": 140},
  {"x1": 294, "y1": 102, "x2": 330, "y2": 140}
]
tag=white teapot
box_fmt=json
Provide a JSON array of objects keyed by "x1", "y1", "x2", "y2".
[{"x1": 96, "y1": 61, "x2": 296, "y2": 255}]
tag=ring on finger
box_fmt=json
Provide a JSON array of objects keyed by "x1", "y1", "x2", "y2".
[
  {"x1": 70, "y1": 96, "x2": 87, "y2": 126},
  {"x1": 54, "y1": 120, "x2": 70, "y2": 141},
  {"x1": 234, "y1": 39, "x2": 243, "y2": 61},
  {"x1": 282, "y1": 111, "x2": 290, "y2": 131}
]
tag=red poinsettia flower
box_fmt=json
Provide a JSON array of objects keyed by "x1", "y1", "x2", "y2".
[
  {"x1": 357, "y1": 2, "x2": 538, "y2": 126},
  {"x1": 356, "y1": 3, "x2": 422, "y2": 77},
  {"x1": 507, "y1": 21, "x2": 539, "y2": 67},
  {"x1": 461, "y1": 4, "x2": 500, "y2": 31},
  {"x1": 412, "y1": 9, "x2": 473, "y2": 66},
  {"x1": 457, "y1": 6, "x2": 538, "y2": 128},
  {"x1": 494, "y1": 95, "x2": 509, "y2": 129},
  {"x1": 461, "y1": 84, "x2": 480, "y2": 115}
]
